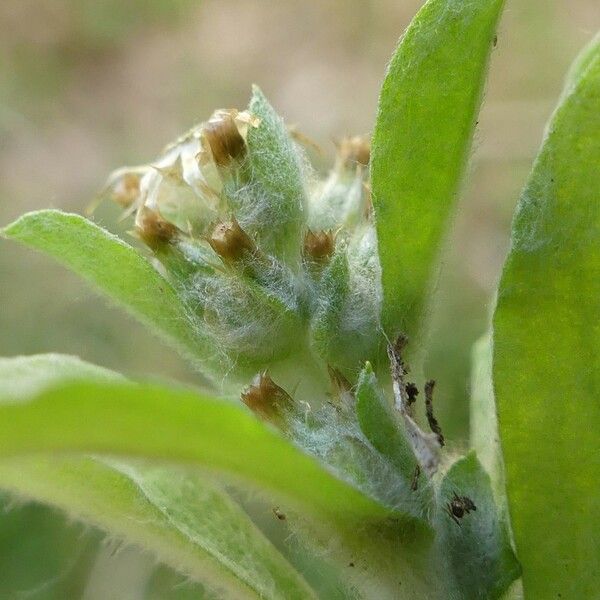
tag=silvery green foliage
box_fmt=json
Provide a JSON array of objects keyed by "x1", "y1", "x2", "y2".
[
  {"x1": 0, "y1": 2, "x2": 530, "y2": 590},
  {"x1": 104, "y1": 90, "x2": 443, "y2": 514},
  {"x1": 1, "y1": 80, "x2": 516, "y2": 599}
]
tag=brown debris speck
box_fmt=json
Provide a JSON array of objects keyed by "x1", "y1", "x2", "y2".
[
  {"x1": 424, "y1": 380, "x2": 444, "y2": 447},
  {"x1": 387, "y1": 335, "x2": 411, "y2": 412},
  {"x1": 405, "y1": 382, "x2": 419, "y2": 405},
  {"x1": 272, "y1": 507, "x2": 286, "y2": 521},
  {"x1": 445, "y1": 492, "x2": 476, "y2": 526},
  {"x1": 411, "y1": 464, "x2": 421, "y2": 491}
]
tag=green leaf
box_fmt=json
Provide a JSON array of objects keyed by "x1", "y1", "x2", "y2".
[
  {"x1": 146, "y1": 565, "x2": 212, "y2": 599},
  {"x1": 469, "y1": 334, "x2": 506, "y2": 505},
  {"x1": 355, "y1": 364, "x2": 435, "y2": 521},
  {"x1": 372, "y1": 0, "x2": 504, "y2": 338},
  {"x1": 0, "y1": 353, "x2": 123, "y2": 400},
  {"x1": 0, "y1": 458, "x2": 315, "y2": 599},
  {"x1": 0, "y1": 495, "x2": 101, "y2": 599},
  {"x1": 310, "y1": 249, "x2": 350, "y2": 367},
  {"x1": 245, "y1": 86, "x2": 307, "y2": 264},
  {"x1": 1, "y1": 210, "x2": 211, "y2": 372},
  {"x1": 0, "y1": 355, "x2": 436, "y2": 597},
  {"x1": 355, "y1": 364, "x2": 424, "y2": 501},
  {"x1": 0, "y1": 356, "x2": 396, "y2": 530},
  {"x1": 435, "y1": 453, "x2": 521, "y2": 600},
  {"x1": 493, "y1": 38, "x2": 600, "y2": 599},
  {"x1": 0, "y1": 355, "x2": 316, "y2": 598}
]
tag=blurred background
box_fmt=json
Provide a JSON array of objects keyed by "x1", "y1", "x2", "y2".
[{"x1": 1, "y1": 0, "x2": 598, "y2": 442}]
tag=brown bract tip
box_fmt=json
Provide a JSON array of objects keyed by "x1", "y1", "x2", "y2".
[
  {"x1": 241, "y1": 372, "x2": 292, "y2": 420},
  {"x1": 336, "y1": 135, "x2": 370, "y2": 170},
  {"x1": 304, "y1": 230, "x2": 335, "y2": 262},
  {"x1": 203, "y1": 109, "x2": 247, "y2": 167},
  {"x1": 208, "y1": 218, "x2": 255, "y2": 262},
  {"x1": 135, "y1": 207, "x2": 181, "y2": 251}
]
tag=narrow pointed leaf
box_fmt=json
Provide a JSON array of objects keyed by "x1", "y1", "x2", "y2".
[
  {"x1": 372, "y1": 0, "x2": 504, "y2": 338},
  {"x1": 469, "y1": 334, "x2": 506, "y2": 505},
  {"x1": 0, "y1": 495, "x2": 101, "y2": 599},
  {"x1": 355, "y1": 363, "x2": 432, "y2": 519},
  {"x1": 493, "y1": 38, "x2": 600, "y2": 599},
  {"x1": 0, "y1": 457, "x2": 315, "y2": 600},
  {"x1": 0, "y1": 355, "x2": 316, "y2": 598},
  {"x1": 0, "y1": 356, "x2": 399, "y2": 532},
  {"x1": 246, "y1": 86, "x2": 307, "y2": 263},
  {"x1": 1, "y1": 210, "x2": 210, "y2": 369},
  {"x1": 356, "y1": 363, "x2": 416, "y2": 481}
]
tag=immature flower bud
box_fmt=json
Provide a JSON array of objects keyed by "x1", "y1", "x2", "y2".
[
  {"x1": 303, "y1": 230, "x2": 335, "y2": 262},
  {"x1": 241, "y1": 371, "x2": 293, "y2": 421},
  {"x1": 106, "y1": 89, "x2": 383, "y2": 397},
  {"x1": 208, "y1": 218, "x2": 256, "y2": 262}
]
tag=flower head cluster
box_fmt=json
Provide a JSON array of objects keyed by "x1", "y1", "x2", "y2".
[
  {"x1": 102, "y1": 88, "x2": 444, "y2": 515},
  {"x1": 105, "y1": 88, "x2": 381, "y2": 398}
]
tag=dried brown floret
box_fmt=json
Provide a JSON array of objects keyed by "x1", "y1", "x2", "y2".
[
  {"x1": 303, "y1": 230, "x2": 335, "y2": 262},
  {"x1": 135, "y1": 206, "x2": 181, "y2": 251},
  {"x1": 241, "y1": 371, "x2": 293, "y2": 421},
  {"x1": 208, "y1": 218, "x2": 255, "y2": 262},
  {"x1": 203, "y1": 109, "x2": 247, "y2": 167}
]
